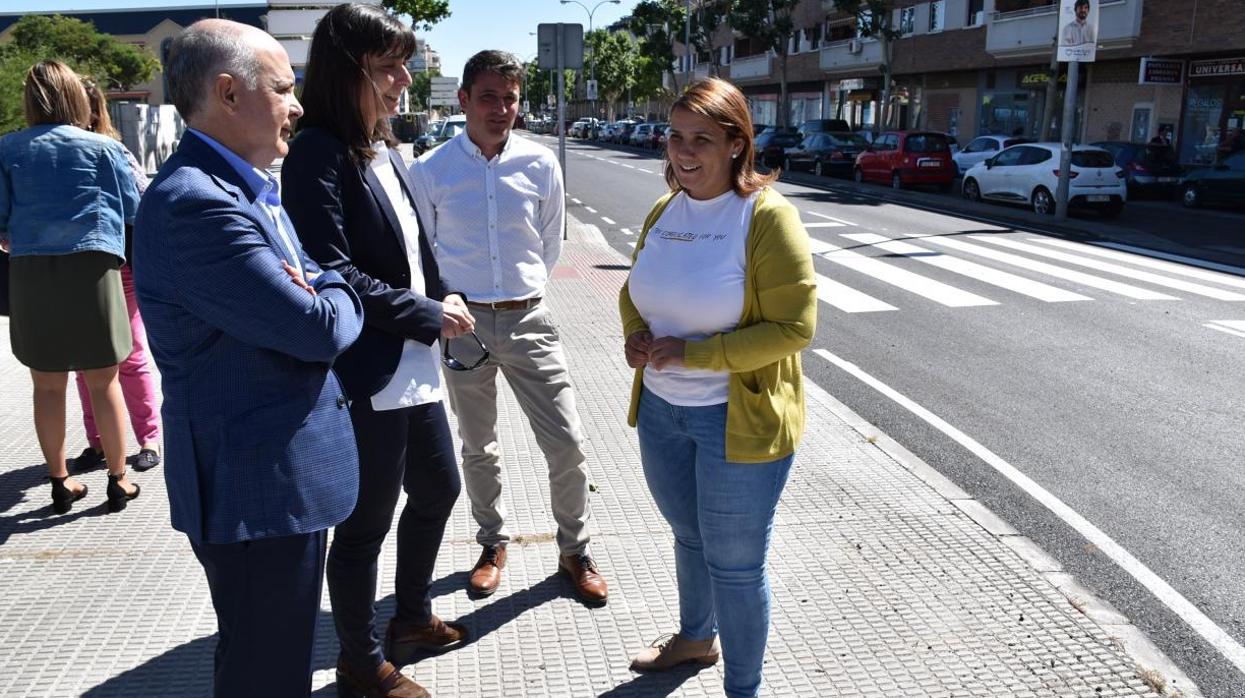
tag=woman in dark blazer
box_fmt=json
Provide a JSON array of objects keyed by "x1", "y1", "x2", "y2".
[{"x1": 282, "y1": 5, "x2": 474, "y2": 697}]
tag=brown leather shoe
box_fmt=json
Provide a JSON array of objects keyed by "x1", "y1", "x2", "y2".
[
  {"x1": 385, "y1": 614, "x2": 469, "y2": 666},
  {"x1": 630, "y1": 633, "x2": 720, "y2": 672},
  {"x1": 558, "y1": 552, "x2": 608, "y2": 605},
  {"x1": 335, "y1": 657, "x2": 429, "y2": 698},
  {"x1": 468, "y1": 544, "x2": 506, "y2": 596}
]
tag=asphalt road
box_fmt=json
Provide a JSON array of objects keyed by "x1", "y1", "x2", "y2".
[{"x1": 539, "y1": 134, "x2": 1245, "y2": 698}]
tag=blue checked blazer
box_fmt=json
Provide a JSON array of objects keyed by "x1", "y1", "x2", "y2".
[{"x1": 133, "y1": 131, "x2": 364, "y2": 545}]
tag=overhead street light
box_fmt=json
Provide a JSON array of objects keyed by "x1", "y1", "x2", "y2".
[{"x1": 560, "y1": 0, "x2": 620, "y2": 119}]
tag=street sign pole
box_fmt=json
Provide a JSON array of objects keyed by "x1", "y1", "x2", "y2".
[
  {"x1": 557, "y1": 25, "x2": 567, "y2": 240},
  {"x1": 1055, "y1": 62, "x2": 1079, "y2": 219}
]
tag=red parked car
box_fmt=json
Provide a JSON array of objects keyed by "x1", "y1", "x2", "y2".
[{"x1": 853, "y1": 131, "x2": 955, "y2": 191}]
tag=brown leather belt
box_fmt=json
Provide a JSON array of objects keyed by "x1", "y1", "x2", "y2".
[{"x1": 467, "y1": 297, "x2": 542, "y2": 311}]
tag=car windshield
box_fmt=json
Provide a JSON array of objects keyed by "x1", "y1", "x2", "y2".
[
  {"x1": 443, "y1": 122, "x2": 465, "y2": 140},
  {"x1": 1071, "y1": 151, "x2": 1115, "y2": 168},
  {"x1": 828, "y1": 133, "x2": 868, "y2": 147},
  {"x1": 906, "y1": 134, "x2": 950, "y2": 153}
]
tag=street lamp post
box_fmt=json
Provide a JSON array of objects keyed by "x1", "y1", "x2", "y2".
[{"x1": 560, "y1": 0, "x2": 620, "y2": 121}]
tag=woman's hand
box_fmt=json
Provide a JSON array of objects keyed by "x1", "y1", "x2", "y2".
[
  {"x1": 441, "y1": 293, "x2": 475, "y2": 338},
  {"x1": 282, "y1": 260, "x2": 316, "y2": 296},
  {"x1": 647, "y1": 336, "x2": 686, "y2": 370},
  {"x1": 625, "y1": 330, "x2": 653, "y2": 368}
]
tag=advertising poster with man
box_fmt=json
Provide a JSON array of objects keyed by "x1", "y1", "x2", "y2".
[{"x1": 1057, "y1": 0, "x2": 1098, "y2": 62}]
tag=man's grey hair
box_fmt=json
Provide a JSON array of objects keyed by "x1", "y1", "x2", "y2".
[{"x1": 165, "y1": 21, "x2": 261, "y2": 120}]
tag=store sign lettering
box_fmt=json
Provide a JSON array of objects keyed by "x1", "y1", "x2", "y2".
[
  {"x1": 1191, "y1": 58, "x2": 1245, "y2": 78},
  {"x1": 1139, "y1": 58, "x2": 1183, "y2": 84}
]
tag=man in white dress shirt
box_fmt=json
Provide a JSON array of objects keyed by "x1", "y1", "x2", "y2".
[
  {"x1": 1061, "y1": 0, "x2": 1095, "y2": 47},
  {"x1": 408, "y1": 50, "x2": 607, "y2": 606}
]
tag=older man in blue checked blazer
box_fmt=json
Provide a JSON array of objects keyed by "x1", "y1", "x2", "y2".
[{"x1": 133, "y1": 20, "x2": 364, "y2": 697}]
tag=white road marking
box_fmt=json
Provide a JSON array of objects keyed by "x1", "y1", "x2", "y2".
[
  {"x1": 807, "y1": 237, "x2": 997, "y2": 308},
  {"x1": 915, "y1": 235, "x2": 1179, "y2": 301},
  {"x1": 804, "y1": 222, "x2": 847, "y2": 228},
  {"x1": 816, "y1": 274, "x2": 897, "y2": 313},
  {"x1": 627, "y1": 241, "x2": 636, "y2": 248},
  {"x1": 571, "y1": 198, "x2": 582, "y2": 204},
  {"x1": 1033, "y1": 238, "x2": 1245, "y2": 291},
  {"x1": 841, "y1": 233, "x2": 1092, "y2": 303},
  {"x1": 1205, "y1": 320, "x2": 1245, "y2": 339},
  {"x1": 973, "y1": 236, "x2": 1245, "y2": 301},
  {"x1": 806, "y1": 210, "x2": 858, "y2": 226},
  {"x1": 813, "y1": 347, "x2": 1245, "y2": 677},
  {"x1": 1097, "y1": 241, "x2": 1245, "y2": 278},
  {"x1": 621, "y1": 228, "x2": 634, "y2": 236},
  {"x1": 584, "y1": 206, "x2": 597, "y2": 213},
  {"x1": 601, "y1": 216, "x2": 616, "y2": 225}
]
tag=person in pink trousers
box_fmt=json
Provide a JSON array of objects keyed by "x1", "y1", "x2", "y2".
[{"x1": 71, "y1": 80, "x2": 161, "y2": 473}]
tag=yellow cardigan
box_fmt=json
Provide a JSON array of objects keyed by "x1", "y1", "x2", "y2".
[{"x1": 619, "y1": 187, "x2": 818, "y2": 463}]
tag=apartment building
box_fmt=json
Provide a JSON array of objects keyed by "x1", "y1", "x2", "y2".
[{"x1": 672, "y1": 0, "x2": 1245, "y2": 165}]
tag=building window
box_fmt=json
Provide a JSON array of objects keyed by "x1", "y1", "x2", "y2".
[
  {"x1": 826, "y1": 21, "x2": 855, "y2": 43},
  {"x1": 929, "y1": 0, "x2": 945, "y2": 32},
  {"x1": 968, "y1": 0, "x2": 984, "y2": 26},
  {"x1": 899, "y1": 7, "x2": 915, "y2": 35},
  {"x1": 857, "y1": 9, "x2": 873, "y2": 38},
  {"x1": 995, "y1": 0, "x2": 1053, "y2": 13}
]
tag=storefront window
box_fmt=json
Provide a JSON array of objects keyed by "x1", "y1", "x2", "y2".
[
  {"x1": 930, "y1": 0, "x2": 946, "y2": 32},
  {"x1": 1181, "y1": 84, "x2": 1224, "y2": 165},
  {"x1": 980, "y1": 93, "x2": 1031, "y2": 137}
]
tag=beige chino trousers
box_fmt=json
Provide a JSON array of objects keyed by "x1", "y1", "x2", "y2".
[{"x1": 443, "y1": 303, "x2": 591, "y2": 555}]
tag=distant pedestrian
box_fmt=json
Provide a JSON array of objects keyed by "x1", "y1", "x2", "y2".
[
  {"x1": 0, "y1": 60, "x2": 141, "y2": 515},
  {"x1": 408, "y1": 49, "x2": 609, "y2": 606},
  {"x1": 284, "y1": 4, "x2": 472, "y2": 696},
  {"x1": 70, "y1": 79, "x2": 162, "y2": 476},
  {"x1": 619, "y1": 77, "x2": 817, "y2": 698},
  {"x1": 134, "y1": 19, "x2": 364, "y2": 696}
]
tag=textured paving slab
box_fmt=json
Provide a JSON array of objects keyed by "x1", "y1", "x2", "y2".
[{"x1": 0, "y1": 220, "x2": 1182, "y2": 697}]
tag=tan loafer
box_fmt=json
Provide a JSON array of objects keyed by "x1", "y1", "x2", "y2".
[{"x1": 630, "y1": 633, "x2": 720, "y2": 672}]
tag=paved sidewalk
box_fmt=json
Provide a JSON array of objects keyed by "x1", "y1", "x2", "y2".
[{"x1": 0, "y1": 216, "x2": 1199, "y2": 697}]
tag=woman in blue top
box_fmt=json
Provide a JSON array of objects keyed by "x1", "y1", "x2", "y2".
[{"x1": 0, "y1": 61, "x2": 142, "y2": 514}]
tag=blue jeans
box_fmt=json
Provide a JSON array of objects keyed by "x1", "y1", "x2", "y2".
[{"x1": 637, "y1": 387, "x2": 793, "y2": 698}]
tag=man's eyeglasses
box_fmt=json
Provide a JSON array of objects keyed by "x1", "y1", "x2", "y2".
[{"x1": 442, "y1": 331, "x2": 489, "y2": 371}]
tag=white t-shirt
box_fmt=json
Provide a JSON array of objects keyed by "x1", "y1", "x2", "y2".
[
  {"x1": 368, "y1": 142, "x2": 443, "y2": 410},
  {"x1": 627, "y1": 189, "x2": 756, "y2": 406}
]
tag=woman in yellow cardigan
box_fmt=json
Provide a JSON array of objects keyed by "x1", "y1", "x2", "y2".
[{"x1": 619, "y1": 78, "x2": 817, "y2": 697}]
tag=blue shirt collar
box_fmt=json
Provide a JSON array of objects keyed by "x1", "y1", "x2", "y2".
[{"x1": 188, "y1": 128, "x2": 281, "y2": 207}]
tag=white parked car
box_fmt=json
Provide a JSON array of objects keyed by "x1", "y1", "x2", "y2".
[
  {"x1": 953, "y1": 135, "x2": 1034, "y2": 175},
  {"x1": 629, "y1": 123, "x2": 653, "y2": 147},
  {"x1": 961, "y1": 143, "x2": 1127, "y2": 216}
]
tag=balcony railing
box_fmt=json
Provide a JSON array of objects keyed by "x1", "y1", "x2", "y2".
[
  {"x1": 818, "y1": 38, "x2": 883, "y2": 74},
  {"x1": 986, "y1": 0, "x2": 1140, "y2": 58},
  {"x1": 728, "y1": 53, "x2": 773, "y2": 80}
]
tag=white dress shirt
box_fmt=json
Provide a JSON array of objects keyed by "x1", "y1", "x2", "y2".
[
  {"x1": 366, "y1": 142, "x2": 443, "y2": 410},
  {"x1": 408, "y1": 131, "x2": 565, "y2": 302}
]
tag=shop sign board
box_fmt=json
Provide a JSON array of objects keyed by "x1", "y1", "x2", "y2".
[
  {"x1": 1139, "y1": 58, "x2": 1184, "y2": 84},
  {"x1": 1057, "y1": 0, "x2": 1098, "y2": 63},
  {"x1": 1190, "y1": 57, "x2": 1245, "y2": 79}
]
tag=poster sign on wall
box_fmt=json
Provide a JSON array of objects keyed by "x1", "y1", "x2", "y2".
[
  {"x1": 1057, "y1": 0, "x2": 1099, "y2": 63},
  {"x1": 1138, "y1": 58, "x2": 1184, "y2": 84}
]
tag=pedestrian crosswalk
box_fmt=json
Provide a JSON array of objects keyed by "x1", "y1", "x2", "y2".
[{"x1": 616, "y1": 212, "x2": 1245, "y2": 327}]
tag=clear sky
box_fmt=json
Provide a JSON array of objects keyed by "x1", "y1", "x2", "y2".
[{"x1": 6, "y1": 0, "x2": 642, "y2": 82}]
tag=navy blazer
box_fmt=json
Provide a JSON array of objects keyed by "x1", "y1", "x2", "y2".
[
  {"x1": 132, "y1": 131, "x2": 365, "y2": 545},
  {"x1": 283, "y1": 127, "x2": 450, "y2": 401}
]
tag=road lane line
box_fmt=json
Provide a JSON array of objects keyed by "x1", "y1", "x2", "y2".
[
  {"x1": 813, "y1": 347, "x2": 1245, "y2": 676},
  {"x1": 807, "y1": 237, "x2": 997, "y2": 308},
  {"x1": 806, "y1": 210, "x2": 858, "y2": 226},
  {"x1": 1205, "y1": 320, "x2": 1245, "y2": 339},
  {"x1": 1096, "y1": 242, "x2": 1245, "y2": 277},
  {"x1": 621, "y1": 228, "x2": 634, "y2": 236},
  {"x1": 841, "y1": 233, "x2": 1092, "y2": 303},
  {"x1": 915, "y1": 235, "x2": 1179, "y2": 301},
  {"x1": 571, "y1": 198, "x2": 582, "y2": 204},
  {"x1": 601, "y1": 216, "x2": 616, "y2": 225},
  {"x1": 973, "y1": 236, "x2": 1245, "y2": 301},
  {"x1": 804, "y1": 222, "x2": 847, "y2": 228},
  {"x1": 816, "y1": 274, "x2": 897, "y2": 313},
  {"x1": 1033, "y1": 238, "x2": 1245, "y2": 290},
  {"x1": 584, "y1": 206, "x2": 597, "y2": 213}
]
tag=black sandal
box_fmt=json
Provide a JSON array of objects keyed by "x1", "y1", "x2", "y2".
[
  {"x1": 106, "y1": 471, "x2": 140, "y2": 513},
  {"x1": 50, "y1": 476, "x2": 88, "y2": 515}
]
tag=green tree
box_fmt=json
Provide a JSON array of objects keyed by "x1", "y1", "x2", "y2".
[
  {"x1": 0, "y1": 47, "x2": 40, "y2": 134},
  {"x1": 6, "y1": 15, "x2": 158, "y2": 89},
  {"x1": 379, "y1": 0, "x2": 451, "y2": 30},
  {"x1": 586, "y1": 29, "x2": 639, "y2": 119},
  {"x1": 831, "y1": 0, "x2": 903, "y2": 134},
  {"x1": 728, "y1": 0, "x2": 800, "y2": 128},
  {"x1": 408, "y1": 66, "x2": 441, "y2": 111}
]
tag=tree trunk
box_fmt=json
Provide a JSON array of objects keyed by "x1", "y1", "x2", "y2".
[
  {"x1": 878, "y1": 37, "x2": 892, "y2": 135},
  {"x1": 778, "y1": 50, "x2": 789, "y2": 128}
]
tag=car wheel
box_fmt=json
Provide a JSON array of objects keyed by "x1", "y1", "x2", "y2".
[
  {"x1": 814, "y1": 160, "x2": 824, "y2": 177},
  {"x1": 853, "y1": 167, "x2": 864, "y2": 184},
  {"x1": 1181, "y1": 184, "x2": 1200, "y2": 208},
  {"x1": 963, "y1": 178, "x2": 981, "y2": 202},
  {"x1": 891, "y1": 172, "x2": 903, "y2": 190},
  {"x1": 1032, "y1": 187, "x2": 1055, "y2": 215}
]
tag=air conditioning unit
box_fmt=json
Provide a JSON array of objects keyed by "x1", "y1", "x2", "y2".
[{"x1": 848, "y1": 39, "x2": 863, "y2": 54}]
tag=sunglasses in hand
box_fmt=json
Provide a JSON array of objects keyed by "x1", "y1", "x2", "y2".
[{"x1": 442, "y1": 331, "x2": 490, "y2": 371}]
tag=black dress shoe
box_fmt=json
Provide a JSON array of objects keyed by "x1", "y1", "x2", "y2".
[
  {"x1": 50, "y1": 476, "x2": 88, "y2": 515},
  {"x1": 132, "y1": 448, "x2": 161, "y2": 472},
  {"x1": 69, "y1": 447, "x2": 105, "y2": 473}
]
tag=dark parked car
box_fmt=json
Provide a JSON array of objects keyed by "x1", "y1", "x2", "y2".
[
  {"x1": 647, "y1": 123, "x2": 668, "y2": 149},
  {"x1": 614, "y1": 121, "x2": 638, "y2": 144},
  {"x1": 783, "y1": 131, "x2": 869, "y2": 177},
  {"x1": 854, "y1": 131, "x2": 955, "y2": 190},
  {"x1": 1180, "y1": 150, "x2": 1245, "y2": 208},
  {"x1": 755, "y1": 128, "x2": 801, "y2": 168},
  {"x1": 799, "y1": 118, "x2": 852, "y2": 136},
  {"x1": 1091, "y1": 141, "x2": 1185, "y2": 197}
]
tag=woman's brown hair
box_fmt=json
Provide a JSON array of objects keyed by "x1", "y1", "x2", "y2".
[
  {"x1": 23, "y1": 60, "x2": 91, "y2": 129},
  {"x1": 82, "y1": 80, "x2": 121, "y2": 141},
  {"x1": 663, "y1": 77, "x2": 777, "y2": 196}
]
